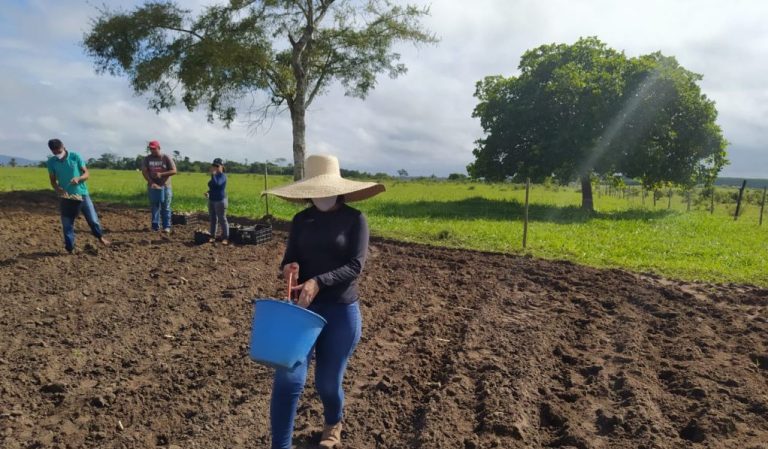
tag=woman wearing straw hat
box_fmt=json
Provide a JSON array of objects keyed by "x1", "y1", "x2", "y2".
[{"x1": 263, "y1": 154, "x2": 385, "y2": 449}]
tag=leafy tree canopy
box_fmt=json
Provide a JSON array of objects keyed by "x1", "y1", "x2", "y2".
[
  {"x1": 469, "y1": 37, "x2": 728, "y2": 210},
  {"x1": 83, "y1": 0, "x2": 436, "y2": 179}
]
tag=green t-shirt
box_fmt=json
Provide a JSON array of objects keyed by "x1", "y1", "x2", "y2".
[{"x1": 47, "y1": 151, "x2": 89, "y2": 196}]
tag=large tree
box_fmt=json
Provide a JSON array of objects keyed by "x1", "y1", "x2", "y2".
[
  {"x1": 469, "y1": 37, "x2": 727, "y2": 211},
  {"x1": 84, "y1": 0, "x2": 435, "y2": 179}
]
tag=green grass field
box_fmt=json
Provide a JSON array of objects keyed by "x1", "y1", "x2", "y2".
[{"x1": 2, "y1": 167, "x2": 766, "y2": 285}]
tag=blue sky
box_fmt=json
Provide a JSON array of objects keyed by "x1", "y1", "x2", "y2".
[{"x1": 1, "y1": 0, "x2": 767, "y2": 177}]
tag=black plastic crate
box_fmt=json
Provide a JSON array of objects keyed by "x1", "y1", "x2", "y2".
[
  {"x1": 230, "y1": 223, "x2": 272, "y2": 245},
  {"x1": 172, "y1": 213, "x2": 190, "y2": 225},
  {"x1": 194, "y1": 230, "x2": 211, "y2": 245}
]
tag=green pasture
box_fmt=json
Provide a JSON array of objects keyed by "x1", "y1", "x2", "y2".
[{"x1": 2, "y1": 167, "x2": 766, "y2": 286}]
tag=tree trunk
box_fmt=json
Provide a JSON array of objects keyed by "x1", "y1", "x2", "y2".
[
  {"x1": 290, "y1": 105, "x2": 306, "y2": 181},
  {"x1": 580, "y1": 175, "x2": 594, "y2": 212},
  {"x1": 289, "y1": 24, "x2": 311, "y2": 181}
]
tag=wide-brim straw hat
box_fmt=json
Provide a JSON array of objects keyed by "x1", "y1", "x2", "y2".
[{"x1": 263, "y1": 154, "x2": 385, "y2": 203}]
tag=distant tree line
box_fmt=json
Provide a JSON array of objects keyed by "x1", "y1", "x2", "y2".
[
  {"x1": 19, "y1": 155, "x2": 761, "y2": 188},
  {"x1": 715, "y1": 178, "x2": 768, "y2": 189},
  {"x1": 35, "y1": 152, "x2": 393, "y2": 180}
]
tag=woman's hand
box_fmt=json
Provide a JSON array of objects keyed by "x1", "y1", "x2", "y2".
[
  {"x1": 204, "y1": 192, "x2": 209, "y2": 198},
  {"x1": 292, "y1": 278, "x2": 319, "y2": 308}
]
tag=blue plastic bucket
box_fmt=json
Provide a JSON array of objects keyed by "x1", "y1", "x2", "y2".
[{"x1": 249, "y1": 299, "x2": 327, "y2": 370}]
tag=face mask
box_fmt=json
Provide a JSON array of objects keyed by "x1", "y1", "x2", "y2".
[
  {"x1": 312, "y1": 196, "x2": 338, "y2": 211},
  {"x1": 54, "y1": 152, "x2": 65, "y2": 160}
]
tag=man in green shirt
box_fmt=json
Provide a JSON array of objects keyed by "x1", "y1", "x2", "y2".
[{"x1": 47, "y1": 138, "x2": 110, "y2": 253}]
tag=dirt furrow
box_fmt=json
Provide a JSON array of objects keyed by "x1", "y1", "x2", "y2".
[{"x1": 1, "y1": 191, "x2": 767, "y2": 449}]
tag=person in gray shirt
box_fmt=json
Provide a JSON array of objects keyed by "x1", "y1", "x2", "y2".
[{"x1": 141, "y1": 140, "x2": 177, "y2": 233}]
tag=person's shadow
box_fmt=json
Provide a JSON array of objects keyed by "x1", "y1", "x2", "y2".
[
  {"x1": 0, "y1": 251, "x2": 60, "y2": 267},
  {"x1": 293, "y1": 432, "x2": 321, "y2": 448}
]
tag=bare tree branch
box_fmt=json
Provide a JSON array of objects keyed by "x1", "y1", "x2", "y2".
[
  {"x1": 158, "y1": 25, "x2": 204, "y2": 40},
  {"x1": 307, "y1": 51, "x2": 336, "y2": 107}
]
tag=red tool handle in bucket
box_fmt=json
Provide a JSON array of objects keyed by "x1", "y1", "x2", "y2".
[
  {"x1": 287, "y1": 272, "x2": 294, "y2": 302},
  {"x1": 285, "y1": 263, "x2": 299, "y2": 303}
]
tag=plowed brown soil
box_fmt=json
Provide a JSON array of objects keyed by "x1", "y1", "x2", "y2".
[{"x1": 1, "y1": 190, "x2": 767, "y2": 449}]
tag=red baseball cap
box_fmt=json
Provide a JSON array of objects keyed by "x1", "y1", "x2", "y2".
[{"x1": 148, "y1": 140, "x2": 161, "y2": 149}]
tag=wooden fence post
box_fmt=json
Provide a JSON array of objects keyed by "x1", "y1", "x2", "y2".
[
  {"x1": 667, "y1": 189, "x2": 672, "y2": 209},
  {"x1": 686, "y1": 190, "x2": 691, "y2": 212},
  {"x1": 710, "y1": 188, "x2": 714, "y2": 214},
  {"x1": 760, "y1": 186, "x2": 766, "y2": 226},
  {"x1": 734, "y1": 180, "x2": 747, "y2": 221},
  {"x1": 264, "y1": 161, "x2": 270, "y2": 216},
  {"x1": 523, "y1": 178, "x2": 530, "y2": 249}
]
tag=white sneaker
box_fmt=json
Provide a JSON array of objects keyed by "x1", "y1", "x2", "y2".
[{"x1": 163, "y1": 228, "x2": 171, "y2": 234}]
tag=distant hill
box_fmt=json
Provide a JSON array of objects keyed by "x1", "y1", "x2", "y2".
[
  {"x1": 0, "y1": 155, "x2": 41, "y2": 166},
  {"x1": 715, "y1": 177, "x2": 768, "y2": 189}
]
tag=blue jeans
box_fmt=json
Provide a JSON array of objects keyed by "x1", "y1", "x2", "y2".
[
  {"x1": 270, "y1": 301, "x2": 362, "y2": 449},
  {"x1": 148, "y1": 186, "x2": 172, "y2": 230},
  {"x1": 60, "y1": 195, "x2": 103, "y2": 251}
]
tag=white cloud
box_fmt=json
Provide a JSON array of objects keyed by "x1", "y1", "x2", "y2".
[{"x1": 0, "y1": 0, "x2": 766, "y2": 177}]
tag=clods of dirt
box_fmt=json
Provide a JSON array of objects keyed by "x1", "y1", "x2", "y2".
[{"x1": 0, "y1": 190, "x2": 766, "y2": 448}]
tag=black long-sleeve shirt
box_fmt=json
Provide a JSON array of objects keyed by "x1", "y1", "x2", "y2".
[{"x1": 280, "y1": 204, "x2": 369, "y2": 305}]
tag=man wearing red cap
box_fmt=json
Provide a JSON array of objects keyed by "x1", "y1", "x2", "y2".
[{"x1": 141, "y1": 140, "x2": 177, "y2": 232}]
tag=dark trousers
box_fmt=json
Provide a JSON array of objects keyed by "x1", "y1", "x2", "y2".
[{"x1": 208, "y1": 198, "x2": 229, "y2": 239}]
